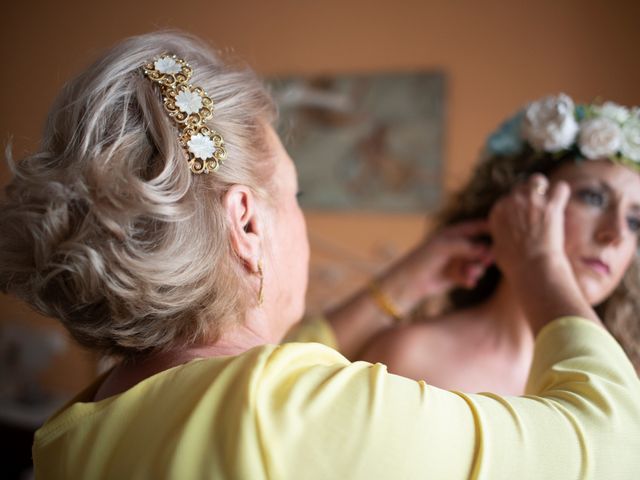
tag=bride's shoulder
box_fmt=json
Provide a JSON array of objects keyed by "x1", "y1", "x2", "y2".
[
  {"x1": 358, "y1": 310, "x2": 485, "y2": 380},
  {"x1": 358, "y1": 315, "x2": 455, "y2": 367}
]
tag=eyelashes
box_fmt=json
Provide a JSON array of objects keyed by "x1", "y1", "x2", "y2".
[
  {"x1": 574, "y1": 187, "x2": 640, "y2": 235},
  {"x1": 627, "y1": 217, "x2": 640, "y2": 234},
  {"x1": 575, "y1": 188, "x2": 606, "y2": 208}
]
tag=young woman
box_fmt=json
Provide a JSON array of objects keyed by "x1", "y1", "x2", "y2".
[{"x1": 359, "y1": 94, "x2": 640, "y2": 395}]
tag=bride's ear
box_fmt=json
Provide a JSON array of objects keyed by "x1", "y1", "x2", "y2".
[{"x1": 223, "y1": 185, "x2": 263, "y2": 273}]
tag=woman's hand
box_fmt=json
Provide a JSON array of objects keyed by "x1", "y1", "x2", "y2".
[
  {"x1": 489, "y1": 174, "x2": 600, "y2": 332},
  {"x1": 404, "y1": 220, "x2": 494, "y2": 296},
  {"x1": 325, "y1": 219, "x2": 492, "y2": 359},
  {"x1": 377, "y1": 220, "x2": 494, "y2": 313},
  {"x1": 489, "y1": 174, "x2": 569, "y2": 278}
]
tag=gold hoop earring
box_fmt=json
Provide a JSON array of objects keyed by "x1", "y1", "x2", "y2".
[{"x1": 257, "y1": 260, "x2": 264, "y2": 305}]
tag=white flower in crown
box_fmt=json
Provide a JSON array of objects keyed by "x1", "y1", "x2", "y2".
[
  {"x1": 620, "y1": 115, "x2": 640, "y2": 162},
  {"x1": 154, "y1": 56, "x2": 182, "y2": 75},
  {"x1": 578, "y1": 117, "x2": 623, "y2": 160},
  {"x1": 175, "y1": 90, "x2": 203, "y2": 115},
  {"x1": 522, "y1": 93, "x2": 579, "y2": 152},
  {"x1": 596, "y1": 101, "x2": 630, "y2": 124},
  {"x1": 187, "y1": 134, "x2": 215, "y2": 160}
]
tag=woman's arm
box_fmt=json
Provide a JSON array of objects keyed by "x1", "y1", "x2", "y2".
[
  {"x1": 257, "y1": 176, "x2": 639, "y2": 478},
  {"x1": 259, "y1": 316, "x2": 640, "y2": 478},
  {"x1": 325, "y1": 220, "x2": 492, "y2": 358}
]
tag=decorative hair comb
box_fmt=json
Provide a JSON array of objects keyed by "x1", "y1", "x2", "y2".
[{"x1": 143, "y1": 55, "x2": 227, "y2": 174}]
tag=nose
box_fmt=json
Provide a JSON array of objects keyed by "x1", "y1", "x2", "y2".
[{"x1": 594, "y1": 209, "x2": 627, "y2": 246}]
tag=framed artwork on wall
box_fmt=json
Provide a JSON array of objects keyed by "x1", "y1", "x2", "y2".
[{"x1": 270, "y1": 72, "x2": 445, "y2": 212}]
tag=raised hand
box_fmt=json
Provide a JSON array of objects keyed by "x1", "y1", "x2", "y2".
[
  {"x1": 489, "y1": 174, "x2": 569, "y2": 279},
  {"x1": 489, "y1": 174, "x2": 599, "y2": 331},
  {"x1": 326, "y1": 219, "x2": 492, "y2": 358},
  {"x1": 397, "y1": 219, "x2": 494, "y2": 298}
]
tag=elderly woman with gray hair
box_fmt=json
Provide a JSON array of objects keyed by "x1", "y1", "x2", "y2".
[{"x1": 1, "y1": 32, "x2": 638, "y2": 479}]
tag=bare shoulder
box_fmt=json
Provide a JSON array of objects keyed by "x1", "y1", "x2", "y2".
[{"x1": 358, "y1": 315, "x2": 458, "y2": 379}]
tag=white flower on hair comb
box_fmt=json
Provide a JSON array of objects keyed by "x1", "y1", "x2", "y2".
[
  {"x1": 187, "y1": 134, "x2": 216, "y2": 160},
  {"x1": 175, "y1": 90, "x2": 204, "y2": 115},
  {"x1": 154, "y1": 57, "x2": 182, "y2": 75},
  {"x1": 143, "y1": 55, "x2": 227, "y2": 174}
]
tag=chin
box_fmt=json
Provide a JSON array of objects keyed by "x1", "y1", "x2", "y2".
[
  {"x1": 577, "y1": 279, "x2": 610, "y2": 307},
  {"x1": 292, "y1": 302, "x2": 306, "y2": 323},
  {"x1": 283, "y1": 301, "x2": 305, "y2": 326}
]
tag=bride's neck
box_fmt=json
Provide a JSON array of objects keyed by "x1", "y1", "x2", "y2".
[{"x1": 478, "y1": 279, "x2": 534, "y2": 348}]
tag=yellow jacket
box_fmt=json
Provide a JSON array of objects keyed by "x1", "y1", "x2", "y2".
[{"x1": 33, "y1": 317, "x2": 640, "y2": 479}]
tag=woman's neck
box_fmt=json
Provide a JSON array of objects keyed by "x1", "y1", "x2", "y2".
[
  {"x1": 475, "y1": 280, "x2": 535, "y2": 350},
  {"x1": 94, "y1": 311, "x2": 277, "y2": 401}
]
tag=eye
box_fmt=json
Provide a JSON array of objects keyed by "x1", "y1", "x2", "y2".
[
  {"x1": 627, "y1": 216, "x2": 640, "y2": 234},
  {"x1": 576, "y1": 188, "x2": 606, "y2": 208}
]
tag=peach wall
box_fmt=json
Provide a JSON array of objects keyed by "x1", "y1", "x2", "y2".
[
  {"x1": 1, "y1": 0, "x2": 639, "y2": 392},
  {"x1": 2, "y1": 0, "x2": 639, "y2": 187}
]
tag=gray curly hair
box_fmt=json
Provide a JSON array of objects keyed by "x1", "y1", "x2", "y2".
[{"x1": 0, "y1": 31, "x2": 277, "y2": 357}]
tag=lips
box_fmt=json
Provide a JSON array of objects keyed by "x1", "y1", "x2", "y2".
[{"x1": 581, "y1": 257, "x2": 611, "y2": 276}]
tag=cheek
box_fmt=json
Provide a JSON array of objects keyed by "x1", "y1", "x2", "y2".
[
  {"x1": 281, "y1": 206, "x2": 309, "y2": 277},
  {"x1": 298, "y1": 211, "x2": 310, "y2": 260},
  {"x1": 286, "y1": 205, "x2": 307, "y2": 254},
  {"x1": 616, "y1": 243, "x2": 638, "y2": 276}
]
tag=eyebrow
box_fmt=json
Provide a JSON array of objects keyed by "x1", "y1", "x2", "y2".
[{"x1": 591, "y1": 179, "x2": 640, "y2": 213}]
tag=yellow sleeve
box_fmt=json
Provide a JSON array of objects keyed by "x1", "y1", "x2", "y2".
[
  {"x1": 282, "y1": 316, "x2": 338, "y2": 349},
  {"x1": 256, "y1": 317, "x2": 640, "y2": 479}
]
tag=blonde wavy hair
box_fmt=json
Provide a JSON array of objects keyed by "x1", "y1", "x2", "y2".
[
  {"x1": 0, "y1": 32, "x2": 277, "y2": 357},
  {"x1": 436, "y1": 149, "x2": 640, "y2": 369}
]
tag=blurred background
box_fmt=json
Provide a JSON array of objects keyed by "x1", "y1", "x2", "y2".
[{"x1": 1, "y1": 0, "x2": 639, "y2": 476}]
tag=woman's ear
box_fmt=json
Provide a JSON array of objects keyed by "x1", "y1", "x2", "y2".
[{"x1": 223, "y1": 185, "x2": 263, "y2": 273}]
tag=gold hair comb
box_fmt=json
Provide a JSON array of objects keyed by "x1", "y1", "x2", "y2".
[{"x1": 143, "y1": 55, "x2": 227, "y2": 174}]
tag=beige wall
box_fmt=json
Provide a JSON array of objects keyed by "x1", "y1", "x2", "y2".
[{"x1": 2, "y1": 0, "x2": 639, "y2": 392}]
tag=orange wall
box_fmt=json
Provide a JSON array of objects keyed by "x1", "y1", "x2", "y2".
[
  {"x1": 2, "y1": 0, "x2": 639, "y2": 392},
  {"x1": 2, "y1": 0, "x2": 639, "y2": 187}
]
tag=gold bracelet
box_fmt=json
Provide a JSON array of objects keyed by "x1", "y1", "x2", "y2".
[{"x1": 368, "y1": 281, "x2": 403, "y2": 323}]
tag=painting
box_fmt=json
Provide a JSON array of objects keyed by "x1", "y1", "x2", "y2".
[{"x1": 270, "y1": 72, "x2": 445, "y2": 212}]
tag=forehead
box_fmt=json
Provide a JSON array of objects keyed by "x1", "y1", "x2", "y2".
[{"x1": 550, "y1": 160, "x2": 640, "y2": 204}]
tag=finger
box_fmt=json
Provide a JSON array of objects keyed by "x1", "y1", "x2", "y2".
[
  {"x1": 488, "y1": 198, "x2": 505, "y2": 230},
  {"x1": 479, "y1": 249, "x2": 495, "y2": 265},
  {"x1": 458, "y1": 262, "x2": 488, "y2": 289},
  {"x1": 548, "y1": 180, "x2": 570, "y2": 211},
  {"x1": 443, "y1": 238, "x2": 491, "y2": 259},
  {"x1": 446, "y1": 261, "x2": 471, "y2": 288},
  {"x1": 445, "y1": 219, "x2": 491, "y2": 237},
  {"x1": 528, "y1": 173, "x2": 549, "y2": 197},
  {"x1": 466, "y1": 262, "x2": 486, "y2": 280}
]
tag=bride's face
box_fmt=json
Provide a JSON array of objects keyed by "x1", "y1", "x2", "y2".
[{"x1": 550, "y1": 159, "x2": 640, "y2": 305}]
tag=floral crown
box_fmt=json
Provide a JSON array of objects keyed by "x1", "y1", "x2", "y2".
[
  {"x1": 485, "y1": 93, "x2": 640, "y2": 170},
  {"x1": 143, "y1": 55, "x2": 227, "y2": 174}
]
